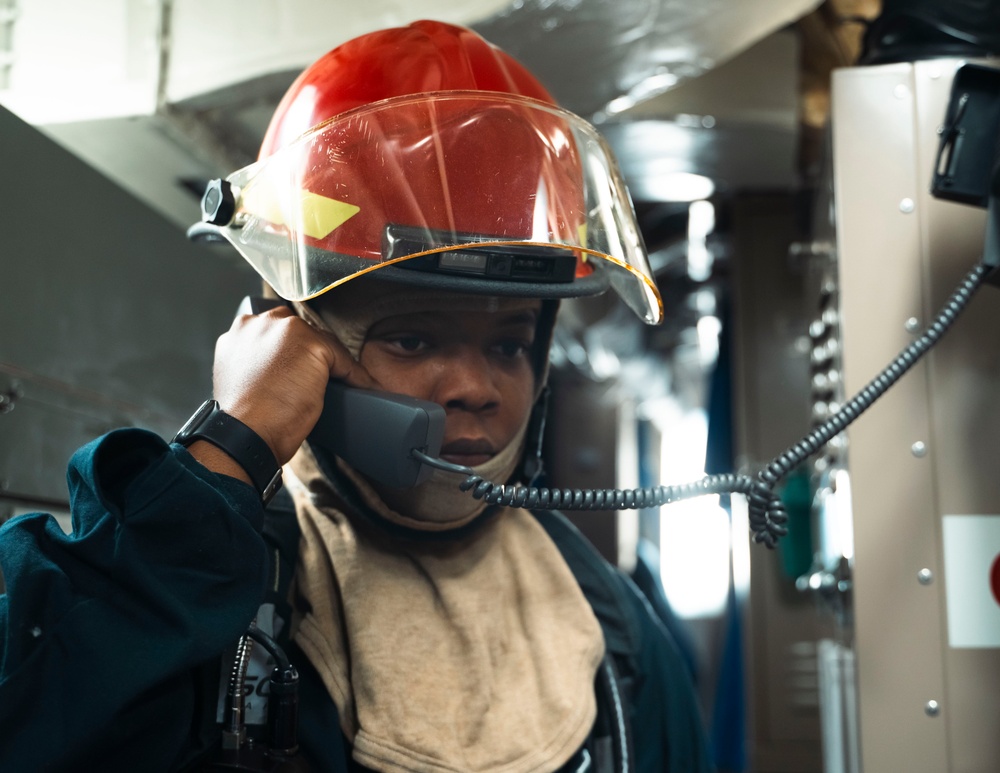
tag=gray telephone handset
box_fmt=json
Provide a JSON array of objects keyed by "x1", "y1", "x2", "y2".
[{"x1": 236, "y1": 296, "x2": 445, "y2": 489}]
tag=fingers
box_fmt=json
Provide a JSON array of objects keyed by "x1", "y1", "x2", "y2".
[
  {"x1": 318, "y1": 333, "x2": 377, "y2": 389},
  {"x1": 263, "y1": 305, "x2": 377, "y2": 389},
  {"x1": 210, "y1": 306, "x2": 375, "y2": 464}
]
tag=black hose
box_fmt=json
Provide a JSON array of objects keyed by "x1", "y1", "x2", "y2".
[{"x1": 246, "y1": 623, "x2": 291, "y2": 672}]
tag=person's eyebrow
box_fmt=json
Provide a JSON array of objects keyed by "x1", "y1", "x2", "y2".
[{"x1": 497, "y1": 310, "x2": 539, "y2": 327}]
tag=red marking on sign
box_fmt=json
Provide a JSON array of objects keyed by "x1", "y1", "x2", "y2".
[{"x1": 991, "y1": 553, "x2": 1000, "y2": 607}]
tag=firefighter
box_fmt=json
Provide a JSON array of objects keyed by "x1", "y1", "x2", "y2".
[{"x1": 0, "y1": 21, "x2": 710, "y2": 773}]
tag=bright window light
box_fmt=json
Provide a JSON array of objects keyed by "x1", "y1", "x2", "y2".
[
  {"x1": 657, "y1": 406, "x2": 731, "y2": 618},
  {"x1": 696, "y1": 314, "x2": 721, "y2": 366},
  {"x1": 660, "y1": 497, "x2": 732, "y2": 618},
  {"x1": 730, "y1": 493, "x2": 752, "y2": 601},
  {"x1": 687, "y1": 199, "x2": 715, "y2": 280},
  {"x1": 646, "y1": 172, "x2": 715, "y2": 203}
]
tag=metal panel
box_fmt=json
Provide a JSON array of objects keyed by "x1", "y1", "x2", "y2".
[
  {"x1": 0, "y1": 103, "x2": 258, "y2": 509},
  {"x1": 730, "y1": 192, "x2": 823, "y2": 773},
  {"x1": 832, "y1": 60, "x2": 948, "y2": 773},
  {"x1": 832, "y1": 59, "x2": 1000, "y2": 772},
  {"x1": 914, "y1": 57, "x2": 1000, "y2": 772}
]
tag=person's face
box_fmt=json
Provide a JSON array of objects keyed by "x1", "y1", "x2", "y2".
[{"x1": 359, "y1": 306, "x2": 539, "y2": 468}]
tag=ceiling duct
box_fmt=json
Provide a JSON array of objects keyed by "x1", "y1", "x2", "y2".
[
  {"x1": 0, "y1": 0, "x2": 819, "y2": 230},
  {"x1": 474, "y1": 0, "x2": 821, "y2": 120}
]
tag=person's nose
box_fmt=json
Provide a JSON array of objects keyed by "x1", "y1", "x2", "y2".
[{"x1": 433, "y1": 349, "x2": 502, "y2": 414}]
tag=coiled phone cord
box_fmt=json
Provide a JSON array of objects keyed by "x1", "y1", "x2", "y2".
[{"x1": 415, "y1": 262, "x2": 988, "y2": 548}]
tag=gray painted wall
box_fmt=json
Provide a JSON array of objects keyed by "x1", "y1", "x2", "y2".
[{"x1": 0, "y1": 105, "x2": 258, "y2": 513}]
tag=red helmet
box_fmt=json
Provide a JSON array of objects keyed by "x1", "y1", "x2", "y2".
[
  {"x1": 190, "y1": 20, "x2": 662, "y2": 324},
  {"x1": 258, "y1": 20, "x2": 556, "y2": 157}
]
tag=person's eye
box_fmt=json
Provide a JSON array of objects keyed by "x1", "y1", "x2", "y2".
[
  {"x1": 386, "y1": 335, "x2": 429, "y2": 353},
  {"x1": 492, "y1": 339, "x2": 532, "y2": 359}
]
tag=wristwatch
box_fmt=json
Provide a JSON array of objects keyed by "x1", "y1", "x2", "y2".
[{"x1": 173, "y1": 399, "x2": 283, "y2": 504}]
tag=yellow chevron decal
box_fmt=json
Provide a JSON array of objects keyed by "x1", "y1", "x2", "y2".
[{"x1": 242, "y1": 182, "x2": 360, "y2": 239}]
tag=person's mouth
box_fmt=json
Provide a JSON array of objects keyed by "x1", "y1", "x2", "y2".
[{"x1": 439, "y1": 438, "x2": 496, "y2": 467}]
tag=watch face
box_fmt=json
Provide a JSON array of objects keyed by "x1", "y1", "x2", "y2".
[
  {"x1": 170, "y1": 399, "x2": 283, "y2": 504},
  {"x1": 173, "y1": 400, "x2": 217, "y2": 445},
  {"x1": 262, "y1": 469, "x2": 284, "y2": 505}
]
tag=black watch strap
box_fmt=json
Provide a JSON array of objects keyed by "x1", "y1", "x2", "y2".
[{"x1": 173, "y1": 400, "x2": 283, "y2": 504}]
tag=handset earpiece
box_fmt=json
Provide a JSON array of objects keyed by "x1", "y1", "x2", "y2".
[{"x1": 309, "y1": 382, "x2": 444, "y2": 489}]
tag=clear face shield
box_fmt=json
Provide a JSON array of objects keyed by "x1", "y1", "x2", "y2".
[{"x1": 189, "y1": 92, "x2": 663, "y2": 325}]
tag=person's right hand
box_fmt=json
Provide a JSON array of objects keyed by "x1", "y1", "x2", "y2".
[{"x1": 203, "y1": 305, "x2": 376, "y2": 467}]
